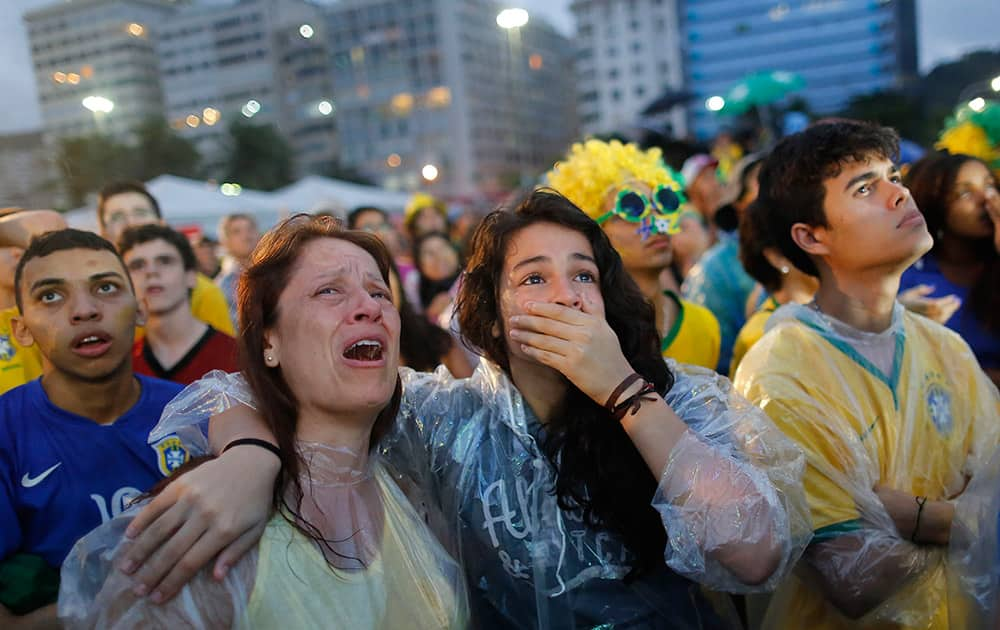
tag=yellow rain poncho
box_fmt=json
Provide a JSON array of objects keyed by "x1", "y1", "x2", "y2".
[{"x1": 735, "y1": 302, "x2": 1000, "y2": 629}]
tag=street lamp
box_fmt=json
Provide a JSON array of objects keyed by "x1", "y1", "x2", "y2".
[
  {"x1": 82, "y1": 95, "x2": 114, "y2": 133},
  {"x1": 705, "y1": 95, "x2": 725, "y2": 112},
  {"x1": 497, "y1": 8, "x2": 530, "y2": 187},
  {"x1": 957, "y1": 74, "x2": 1000, "y2": 105},
  {"x1": 421, "y1": 164, "x2": 439, "y2": 182},
  {"x1": 82, "y1": 95, "x2": 114, "y2": 114},
  {"x1": 496, "y1": 8, "x2": 529, "y2": 29}
]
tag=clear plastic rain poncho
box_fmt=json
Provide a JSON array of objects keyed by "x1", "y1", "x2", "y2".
[
  {"x1": 734, "y1": 302, "x2": 1000, "y2": 630},
  {"x1": 65, "y1": 358, "x2": 809, "y2": 629},
  {"x1": 58, "y1": 372, "x2": 469, "y2": 630}
]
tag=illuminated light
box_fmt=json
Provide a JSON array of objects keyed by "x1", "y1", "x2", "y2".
[
  {"x1": 421, "y1": 164, "x2": 439, "y2": 181},
  {"x1": 386, "y1": 153, "x2": 402, "y2": 168},
  {"x1": 220, "y1": 183, "x2": 243, "y2": 196},
  {"x1": 425, "y1": 86, "x2": 451, "y2": 108},
  {"x1": 969, "y1": 97, "x2": 987, "y2": 112},
  {"x1": 496, "y1": 8, "x2": 529, "y2": 29},
  {"x1": 705, "y1": 95, "x2": 726, "y2": 111},
  {"x1": 317, "y1": 100, "x2": 334, "y2": 115},
  {"x1": 53, "y1": 72, "x2": 67, "y2": 83},
  {"x1": 202, "y1": 107, "x2": 220, "y2": 125},
  {"x1": 529, "y1": 53, "x2": 543, "y2": 70},
  {"x1": 242, "y1": 99, "x2": 261, "y2": 117},
  {"x1": 390, "y1": 92, "x2": 414, "y2": 114},
  {"x1": 80, "y1": 65, "x2": 93, "y2": 78},
  {"x1": 185, "y1": 114, "x2": 201, "y2": 128},
  {"x1": 127, "y1": 23, "x2": 144, "y2": 37},
  {"x1": 170, "y1": 118, "x2": 185, "y2": 129},
  {"x1": 81, "y1": 95, "x2": 114, "y2": 113},
  {"x1": 768, "y1": 3, "x2": 790, "y2": 21},
  {"x1": 992, "y1": 75, "x2": 1000, "y2": 92},
  {"x1": 299, "y1": 24, "x2": 314, "y2": 38},
  {"x1": 66, "y1": 73, "x2": 81, "y2": 85}
]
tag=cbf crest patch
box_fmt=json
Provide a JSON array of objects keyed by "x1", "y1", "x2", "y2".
[
  {"x1": 923, "y1": 372, "x2": 953, "y2": 436},
  {"x1": 0, "y1": 334, "x2": 15, "y2": 361},
  {"x1": 150, "y1": 435, "x2": 189, "y2": 476}
]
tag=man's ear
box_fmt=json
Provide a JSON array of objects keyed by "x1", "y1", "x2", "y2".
[
  {"x1": 185, "y1": 269, "x2": 198, "y2": 292},
  {"x1": 11, "y1": 313, "x2": 34, "y2": 348},
  {"x1": 790, "y1": 222, "x2": 830, "y2": 257}
]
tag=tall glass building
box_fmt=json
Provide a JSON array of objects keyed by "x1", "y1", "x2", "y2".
[{"x1": 682, "y1": 0, "x2": 918, "y2": 139}]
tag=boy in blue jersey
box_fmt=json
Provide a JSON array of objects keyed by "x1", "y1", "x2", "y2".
[{"x1": 0, "y1": 229, "x2": 188, "y2": 628}]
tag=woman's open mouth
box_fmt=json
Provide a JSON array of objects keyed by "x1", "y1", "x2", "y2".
[{"x1": 342, "y1": 339, "x2": 384, "y2": 362}]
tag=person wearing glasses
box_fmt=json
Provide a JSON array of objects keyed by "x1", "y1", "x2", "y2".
[{"x1": 547, "y1": 139, "x2": 722, "y2": 370}]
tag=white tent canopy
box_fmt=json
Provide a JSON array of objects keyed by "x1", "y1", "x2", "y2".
[
  {"x1": 270, "y1": 175, "x2": 410, "y2": 216},
  {"x1": 63, "y1": 174, "x2": 411, "y2": 236}
]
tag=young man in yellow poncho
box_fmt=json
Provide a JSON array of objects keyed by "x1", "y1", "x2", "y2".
[{"x1": 734, "y1": 119, "x2": 1000, "y2": 629}]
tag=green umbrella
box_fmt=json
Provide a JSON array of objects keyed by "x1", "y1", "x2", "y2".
[{"x1": 718, "y1": 71, "x2": 805, "y2": 115}]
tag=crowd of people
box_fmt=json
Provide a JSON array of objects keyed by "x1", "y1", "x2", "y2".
[{"x1": 0, "y1": 116, "x2": 998, "y2": 629}]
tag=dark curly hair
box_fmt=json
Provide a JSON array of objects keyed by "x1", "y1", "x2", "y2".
[
  {"x1": 905, "y1": 152, "x2": 999, "y2": 332},
  {"x1": 754, "y1": 119, "x2": 900, "y2": 277},
  {"x1": 455, "y1": 189, "x2": 674, "y2": 575},
  {"x1": 739, "y1": 199, "x2": 783, "y2": 293}
]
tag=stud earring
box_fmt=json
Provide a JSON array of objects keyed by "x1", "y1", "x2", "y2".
[
  {"x1": 265, "y1": 355, "x2": 273, "y2": 363},
  {"x1": 780, "y1": 265, "x2": 790, "y2": 274}
]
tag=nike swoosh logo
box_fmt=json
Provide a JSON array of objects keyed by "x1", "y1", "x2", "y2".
[{"x1": 21, "y1": 462, "x2": 61, "y2": 488}]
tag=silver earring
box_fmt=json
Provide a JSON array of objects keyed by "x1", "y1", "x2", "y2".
[
  {"x1": 780, "y1": 266, "x2": 790, "y2": 274},
  {"x1": 265, "y1": 355, "x2": 273, "y2": 363}
]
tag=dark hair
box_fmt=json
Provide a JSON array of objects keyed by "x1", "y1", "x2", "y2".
[
  {"x1": 739, "y1": 200, "x2": 783, "y2": 293},
  {"x1": 414, "y1": 231, "x2": 461, "y2": 310},
  {"x1": 735, "y1": 155, "x2": 765, "y2": 203},
  {"x1": 97, "y1": 181, "x2": 161, "y2": 227},
  {"x1": 388, "y1": 261, "x2": 453, "y2": 371},
  {"x1": 117, "y1": 224, "x2": 198, "y2": 272},
  {"x1": 346, "y1": 206, "x2": 388, "y2": 230},
  {"x1": 15, "y1": 228, "x2": 129, "y2": 312},
  {"x1": 905, "y1": 152, "x2": 999, "y2": 332},
  {"x1": 237, "y1": 214, "x2": 402, "y2": 564},
  {"x1": 754, "y1": 119, "x2": 900, "y2": 277},
  {"x1": 905, "y1": 152, "x2": 993, "y2": 248},
  {"x1": 456, "y1": 189, "x2": 674, "y2": 575}
]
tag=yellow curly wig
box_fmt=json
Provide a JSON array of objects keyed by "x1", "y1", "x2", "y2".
[{"x1": 546, "y1": 139, "x2": 683, "y2": 220}]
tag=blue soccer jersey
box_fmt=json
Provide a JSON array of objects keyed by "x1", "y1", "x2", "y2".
[{"x1": 0, "y1": 375, "x2": 187, "y2": 568}]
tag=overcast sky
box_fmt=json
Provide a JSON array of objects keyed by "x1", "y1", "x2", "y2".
[{"x1": 2, "y1": 0, "x2": 997, "y2": 134}]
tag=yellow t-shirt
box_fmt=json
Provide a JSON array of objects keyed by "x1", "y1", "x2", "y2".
[
  {"x1": 730, "y1": 296, "x2": 779, "y2": 377},
  {"x1": 135, "y1": 273, "x2": 234, "y2": 341},
  {"x1": 0, "y1": 306, "x2": 43, "y2": 395},
  {"x1": 735, "y1": 308, "x2": 1000, "y2": 630},
  {"x1": 191, "y1": 273, "x2": 234, "y2": 336},
  {"x1": 243, "y1": 466, "x2": 466, "y2": 629},
  {"x1": 661, "y1": 291, "x2": 721, "y2": 370}
]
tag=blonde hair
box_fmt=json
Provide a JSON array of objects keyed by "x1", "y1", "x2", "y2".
[{"x1": 546, "y1": 139, "x2": 683, "y2": 219}]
